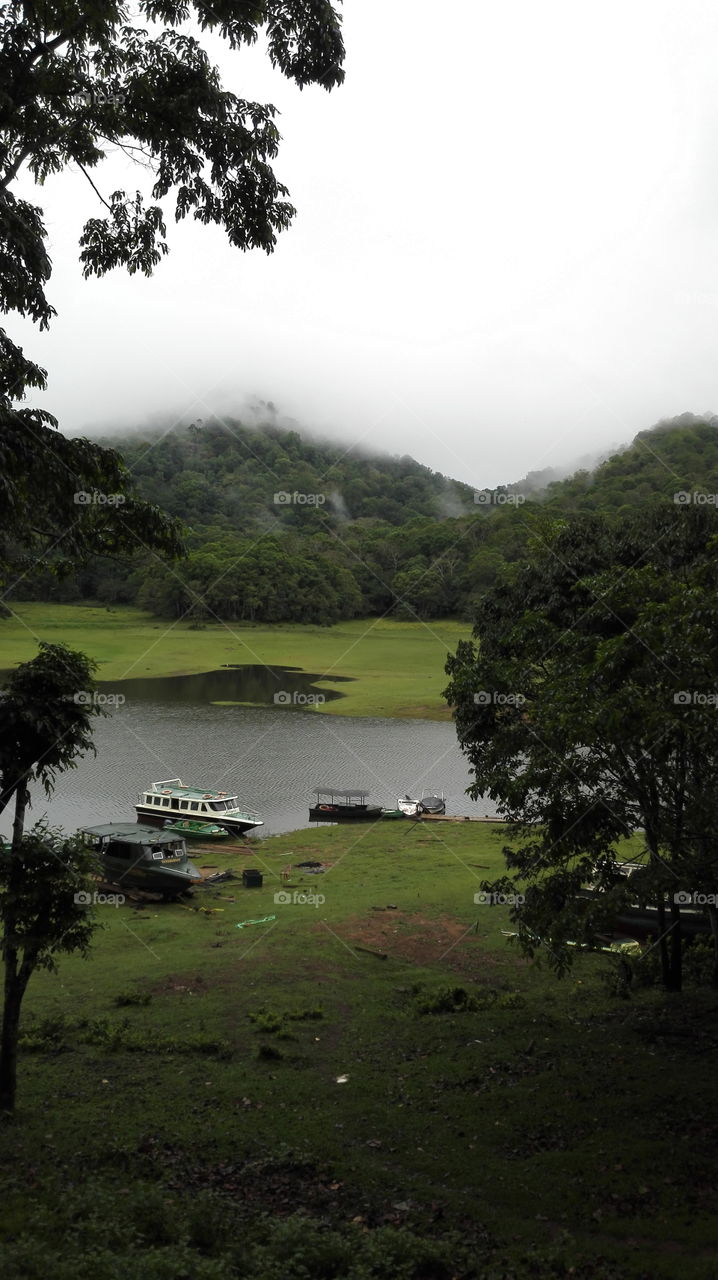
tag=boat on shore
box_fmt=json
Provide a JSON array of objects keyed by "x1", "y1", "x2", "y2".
[
  {"x1": 136, "y1": 779, "x2": 262, "y2": 837},
  {"x1": 575, "y1": 883, "x2": 711, "y2": 941},
  {"x1": 397, "y1": 793, "x2": 447, "y2": 818},
  {"x1": 162, "y1": 819, "x2": 230, "y2": 841},
  {"x1": 309, "y1": 787, "x2": 384, "y2": 823},
  {"x1": 79, "y1": 823, "x2": 203, "y2": 898}
]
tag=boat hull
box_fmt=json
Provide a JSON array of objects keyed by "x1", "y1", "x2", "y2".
[
  {"x1": 163, "y1": 821, "x2": 230, "y2": 841},
  {"x1": 309, "y1": 805, "x2": 384, "y2": 823},
  {"x1": 101, "y1": 856, "x2": 201, "y2": 897},
  {"x1": 576, "y1": 888, "x2": 710, "y2": 940},
  {"x1": 135, "y1": 805, "x2": 261, "y2": 837}
]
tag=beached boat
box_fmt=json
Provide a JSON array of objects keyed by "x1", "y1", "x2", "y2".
[
  {"x1": 575, "y1": 886, "x2": 711, "y2": 941},
  {"x1": 397, "y1": 793, "x2": 447, "y2": 817},
  {"x1": 397, "y1": 796, "x2": 422, "y2": 818},
  {"x1": 136, "y1": 779, "x2": 262, "y2": 837},
  {"x1": 418, "y1": 793, "x2": 446, "y2": 814},
  {"x1": 162, "y1": 819, "x2": 230, "y2": 841},
  {"x1": 79, "y1": 823, "x2": 203, "y2": 898},
  {"x1": 309, "y1": 787, "x2": 383, "y2": 822}
]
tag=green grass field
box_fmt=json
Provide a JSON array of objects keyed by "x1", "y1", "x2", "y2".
[
  {"x1": 0, "y1": 604, "x2": 470, "y2": 719},
  {"x1": 2, "y1": 820, "x2": 717, "y2": 1279}
]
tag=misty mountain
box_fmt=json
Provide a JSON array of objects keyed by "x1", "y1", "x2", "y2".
[
  {"x1": 11, "y1": 412, "x2": 718, "y2": 624},
  {"x1": 100, "y1": 418, "x2": 477, "y2": 529}
]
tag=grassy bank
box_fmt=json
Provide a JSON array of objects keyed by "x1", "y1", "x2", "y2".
[
  {"x1": 2, "y1": 820, "x2": 717, "y2": 1278},
  {"x1": 0, "y1": 604, "x2": 469, "y2": 719}
]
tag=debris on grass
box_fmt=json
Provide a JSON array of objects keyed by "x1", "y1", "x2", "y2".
[{"x1": 236, "y1": 914, "x2": 277, "y2": 929}]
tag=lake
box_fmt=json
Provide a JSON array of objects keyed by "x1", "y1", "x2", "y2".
[{"x1": 1, "y1": 667, "x2": 496, "y2": 839}]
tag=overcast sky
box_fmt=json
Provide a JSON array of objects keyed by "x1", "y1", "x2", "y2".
[{"x1": 12, "y1": 0, "x2": 718, "y2": 487}]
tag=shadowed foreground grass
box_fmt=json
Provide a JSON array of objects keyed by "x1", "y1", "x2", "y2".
[{"x1": 1, "y1": 821, "x2": 717, "y2": 1278}]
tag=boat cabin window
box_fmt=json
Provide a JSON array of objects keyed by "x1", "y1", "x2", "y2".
[
  {"x1": 162, "y1": 797, "x2": 171, "y2": 807},
  {"x1": 189, "y1": 802, "x2": 199, "y2": 811},
  {"x1": 179, "y1": 800, "x2": 189, "y2": 811},
  {"x1": 107, "y1": 841, "x2": 131, "y2": 859}
]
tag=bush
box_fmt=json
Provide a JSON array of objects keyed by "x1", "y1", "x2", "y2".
[
  {"x1": 113, "y1": 989, "x2": 152, "y2": 1007},
  {"x1": 414, "y1": 986, "x2": 524, "y2": 1015}
]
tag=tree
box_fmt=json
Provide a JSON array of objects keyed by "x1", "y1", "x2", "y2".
[
  {"x1": 0, "y1": 642, "x2": 104, "y2": 1110},
  {"x1": 0, "y1": 0, "x2": 344, "y2": 584},
  {"x1": 444, "y1": 505, "x2": 718, "y2": 991},
  {"x1": 0, "y1": 824, "x2": 98, "y2": 1112}
]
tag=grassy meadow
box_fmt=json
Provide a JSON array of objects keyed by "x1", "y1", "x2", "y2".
[
  {"x1": 0, "y1": 604, "x2": 470, "y2": 719},
  {"x1": 2, "y1": 819, "x2": 717, "y2": 1278}
]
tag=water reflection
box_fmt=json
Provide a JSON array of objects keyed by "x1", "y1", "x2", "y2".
[{"x1": 101, "y1": 665, "x2": 350, "y2": 706}]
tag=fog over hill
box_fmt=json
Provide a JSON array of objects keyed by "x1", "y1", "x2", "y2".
[{"x1": 14, "y1": 411, "x2": 718, "y2": 625}]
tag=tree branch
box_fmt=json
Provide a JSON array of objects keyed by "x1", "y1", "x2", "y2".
[{"x1": 76, "y1": 161, "x2": 113, "y2": 213}]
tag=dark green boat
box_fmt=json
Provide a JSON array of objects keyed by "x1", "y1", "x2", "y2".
[
  {"x1": 162, "y1": 819, "x2": 230, "y2": 841},
  {"x1": 79, "y1": 823, "x2": 203, "y2": 898}
]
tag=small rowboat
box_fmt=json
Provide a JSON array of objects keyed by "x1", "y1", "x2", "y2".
[{"x1": 162, "y1": 819, "x2": 230, "y2": 841}]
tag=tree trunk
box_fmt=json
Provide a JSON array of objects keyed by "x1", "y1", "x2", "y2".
[
  {"x1": 0, "y1": 784, "x2": 29, "y2": 1112},
  {"x1": 0, "y1": 949, "x2": 23, "y2": 1112},
  {"x1": 708, "y1": 905, "x2": 718, "y2": 987},
  {"x1": 644, "y1": 825, "x2": 673, "y2": 989},
  {"x1": 667, "y1": 898, "x2": 683, "y2": 993}
]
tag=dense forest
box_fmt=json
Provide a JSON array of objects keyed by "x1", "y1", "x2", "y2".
[{"x1": 13, "y1": 411, "x2": 718, "y2": 624}]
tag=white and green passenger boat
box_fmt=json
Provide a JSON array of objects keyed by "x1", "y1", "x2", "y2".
[{"x1": 136, "y1": 778, "x2": 263, "y2": 837}]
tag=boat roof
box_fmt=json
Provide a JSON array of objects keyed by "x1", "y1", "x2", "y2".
[
  {"x1": 147, "y1": 782, "x2": 237, "y2": 799},
  {"x1": 81, "y1": 823, "x2": 182, "y2": 845},
  {"x1": 314, "y1": 787, "x2": 371, "y2": 800}
]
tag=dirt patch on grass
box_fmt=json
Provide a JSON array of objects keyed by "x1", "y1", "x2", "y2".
[{"x1": 318, "y1": 911, "x2": 500, "y2": 975}]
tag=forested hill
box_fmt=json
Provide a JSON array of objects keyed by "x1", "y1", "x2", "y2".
[
  {"x1": 13, "y1": 412, "x2": 718, "y2": 624},
  {"x1": 109, "y1": 419, "x2": 477, "y2": 528},
  {"x1": 538, "y1": 412, "x2": 718, "y2": 512}
]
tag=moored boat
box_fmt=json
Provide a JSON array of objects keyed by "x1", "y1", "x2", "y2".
[
  {"x1": 79, "y1": 823, "x2": 203, "y2": 898},
  {"x1": 136, "y1": 779, "x2": 262, "y2": 837},
  {"x1": 418, "y1": 793, "x2": 446, "y2": 814},
  {"x1": 397, "y1": 792, "x2": 447, "y2": 817},
  {"x1": 309, "y1": 787, "x2": 383, "y2": 823},
  {"x1": 397, "y1": 795, "x2": 422, "y2": 818},
  {"x1": 162, "y1": 819, "x2": 230, "y2": 841},
  {"x1": 575, "y1": 887, "x2": 711, "y2": 941}
]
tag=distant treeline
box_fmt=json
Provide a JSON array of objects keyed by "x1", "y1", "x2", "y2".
[{"x1": 13, "y1": 413, "x2": 718, "y2": 624}]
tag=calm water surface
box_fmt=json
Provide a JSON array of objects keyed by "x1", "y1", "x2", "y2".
[{"x1": 2, "y1": 668, "x2": 496, "y2": 840}]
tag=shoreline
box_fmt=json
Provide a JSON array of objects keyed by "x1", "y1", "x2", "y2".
[{"x1": 0, "y1": 604, "x2": 470, "y2": 721}]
